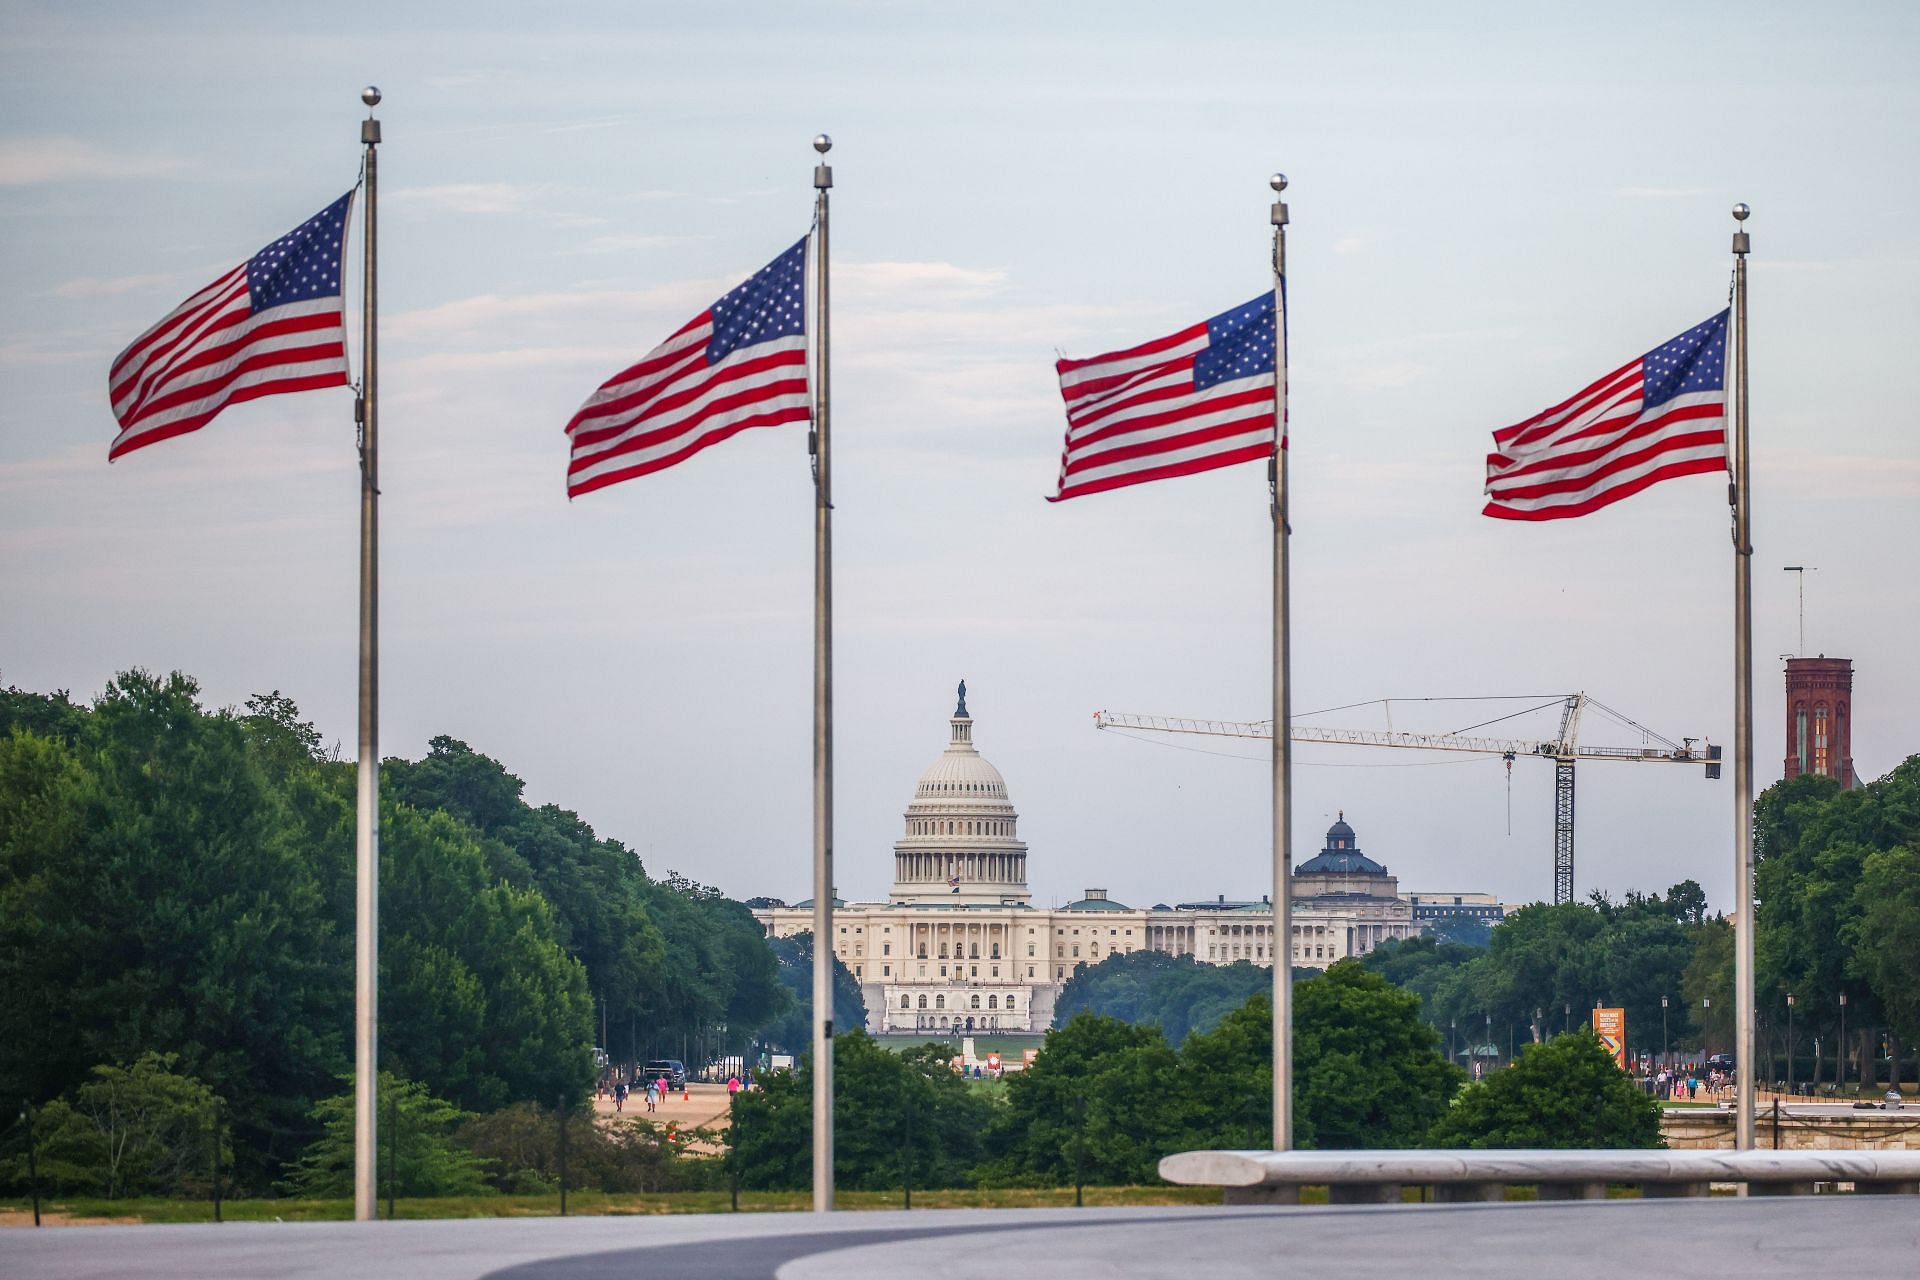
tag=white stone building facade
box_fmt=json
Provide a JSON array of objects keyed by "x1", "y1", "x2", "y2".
[{"x1": 751, "y1": 688, "x2": 1422, "y2": 1036}]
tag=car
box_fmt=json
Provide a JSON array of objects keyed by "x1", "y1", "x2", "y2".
[
  {"x1": 1705, "y1": 1053, "x2": 1735, "y2": 1074},
  {"x1": 643, "y1": 1059, "x2": 687, "y2": 1091}
]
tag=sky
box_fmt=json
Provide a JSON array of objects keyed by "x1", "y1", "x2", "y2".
[{"x1": 3, "y1": 2, "x2": 1916, "y2": 915}]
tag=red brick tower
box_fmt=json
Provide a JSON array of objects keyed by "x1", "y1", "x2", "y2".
[{"x1": 1783, "y1": 657, "x2": 1855, "y2": 787}]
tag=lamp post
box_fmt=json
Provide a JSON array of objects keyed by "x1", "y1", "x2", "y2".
[
  {"x1": 1564, "y1": 1002, "x2": 1571, "y2": 1034},
  {"x1": 1485, "y1": 1012, "x2": 1493, "y2": 1066},
  {"x1": 1662, "y1": 995, "x2": 1670, "y2": 1068},
  {"x1": 1703, "y1": 997, "x2": 1712, "y2": 1059},
  {"x1": 1839, "y1": 993, "x2": 1848, "y2": 1094},
  {"x1": 1786, "y1": 994, "x2": 1796, "y2": 1094},
  {"x1": 1534, "y1": 1007, "x2": 1543, "y2": 1045},
  {"x1": 1448, "y1": 1018, "x2": 1456, "y2": 1064}
]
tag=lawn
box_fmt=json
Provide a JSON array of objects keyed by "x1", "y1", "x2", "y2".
[{"x1": 1, "y1": 1185, "x2": 1224, "y2": 1225}]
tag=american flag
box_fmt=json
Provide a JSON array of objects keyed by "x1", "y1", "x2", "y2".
[
  {"x1": 566, "y1": 237, "x2": 810, "y2": 498},
  {"x1": 1483, "y1": 310, "x2": 1729, "y2": 521},
  {"x1": 1049, "y1": 290, "x2": 1280, "y2": 502},
  {"x1": 108, "y1": 192, "x2": 354, "y2": 461}
]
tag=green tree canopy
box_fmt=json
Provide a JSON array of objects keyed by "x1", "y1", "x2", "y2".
[
  {"x1": 277, "y1": 1073, "x2": 491, "y2": 1199},
  {"x1": 977, "y1": 1013, "x2": 1182, "y2": 1187},
  {"x1": 763, "y1": 931, "x2": 858, "y2": 1054},
  {"x1": 726, "y1": 1032, "x2": 990, "y2": 1191},
  {"x1": 1427, "y1": 1029, "x2": 1662, "y2": 1149},
  {"x1": 1054, "y1": 949, "x2": 1305, "y2": 1044},
  {"x1": 1180, "y1": 965, "x2": 1460, "y2": 1151}
]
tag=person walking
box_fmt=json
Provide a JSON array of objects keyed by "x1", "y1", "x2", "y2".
[
  {"x1": 615, "y1": 1079, "x2": 627, "y2": 1113},
  {"x1": 644, "y1": 1079, "x2": 657, "y2": 1113}
]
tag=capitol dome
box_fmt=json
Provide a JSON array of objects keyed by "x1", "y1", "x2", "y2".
[{"x1": 890, "y1": 681, "x2": 1031, "y2": 906}]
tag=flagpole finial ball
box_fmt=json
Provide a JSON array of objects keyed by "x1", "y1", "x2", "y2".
[
  {"x1": 1269, "y1": 173, "x2": 1288, "y2": 192},
  {"x1": 361, "y1": 86, "x2": 382, "y2": 108},
  {"x1": 813, "y1": 134, "x2": 833, "y2": 154},
  {"x1": 1732, "y1": 202, "x2": 1750, "y2": 221}
]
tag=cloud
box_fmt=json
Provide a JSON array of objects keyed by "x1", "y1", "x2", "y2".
[
  {"x1": 0, "y1": 137, "x2": 188, "y2": 186},
  {"x1": 840, "y1": 261, "x2": 1009, "y2": 298},
  {"x1": 48, "y1": 272, "x2": 178, "y2": 299},
  {"x1": 1612, "y1": 185, "x2": 1713, "y2": 200},
  {"x1": 386, "y1": 183, "x2": 546, "y2": 215},
  {"x1": 570, "y1": 233, "x2": 696, "y2": 254},
  {"x1": 1754, "y1": 449, "x2": 1920, "y2": 498}
]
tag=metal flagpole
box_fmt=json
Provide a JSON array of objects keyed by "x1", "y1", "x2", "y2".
[
  {"x1": 809, "y1": 132, "x2": 836, "y2": 1212},
  {"x1": 1268, "y1": 172, "x2": 1293, "y2": 1152},
  {"x1": 353, "y1": 85, "x2": 383, "y2": 1222},
  {"x1": 1729, "y1": 201, "x2": 1754, "y2": 1152}
]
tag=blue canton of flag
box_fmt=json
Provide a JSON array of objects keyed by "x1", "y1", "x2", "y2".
[
  {"x1": 248, "y1": 194, "x2": 352, "y2": 311},
  {"x1": 1640, "y1": 311, "x2": 1728, "y2": 408},
  {"x1": 708, "y1": 239, "x2": 808, "y2": 362},
  {"x1": 1194, "y1": 293, "x2": 1277, "y2": 390}
]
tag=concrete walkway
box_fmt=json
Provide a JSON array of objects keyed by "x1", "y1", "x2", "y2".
[{"x1": 4, "y1": 1197, "x2": 1917, "y2": 1279}]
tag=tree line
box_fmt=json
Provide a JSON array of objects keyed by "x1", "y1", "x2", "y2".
[
  {"x1": 726, "y1": 966, "x2": 1661, "y2": 1192},
  {"x1": 0, "y1": 670, "x2": 797, "y2": 1193}
]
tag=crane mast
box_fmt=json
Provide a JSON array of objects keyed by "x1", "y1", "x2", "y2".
[{"x1": 1093, "y1": 693, "x2": 1718, "y2": 905}]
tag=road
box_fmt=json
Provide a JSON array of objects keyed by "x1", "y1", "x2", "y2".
[{"x1": 4, "y1": 1198, "x2": 1918, "y2": 1279}]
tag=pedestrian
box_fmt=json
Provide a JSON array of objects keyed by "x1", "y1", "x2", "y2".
[
  {"x1": 615, "y1": 1079, "x2": 627, "y2": 1113},
  {"x1": 645, "y1": 1080, "x2": 657, "y2": 1112},
  {"x1": 1687, "y1": 1073, "x2": 1699, "y2": 1101},
  {"x1": 727, "y1": 1075, "x2": 741, "y2": 1097}
]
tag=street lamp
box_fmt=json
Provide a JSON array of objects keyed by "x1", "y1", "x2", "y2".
[
  {"x1": 1564, "y1": 1001, "x2": 1571, "y2": 1034},
  {"x1": 1786, "y1": 994, "x2": 1796, "y2": 1093},
  {"x1": 1661, "y1": 995, "x2": 1670, "y2": 1068},
  {"x1": 1449, "y1": 1018, "x2": 1456, "y2": 1063},
  {"x1": 1839, "y1": 993, "x2": 1849, "y2": 1094},
  {"x1": 1702, "y1": 997, "x2": 1711, "y2": 1059}
]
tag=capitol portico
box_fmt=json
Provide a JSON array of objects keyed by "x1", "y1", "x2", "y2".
[{"x1": 751, "y1": 685, "x2": 1425, "y2": 1036}]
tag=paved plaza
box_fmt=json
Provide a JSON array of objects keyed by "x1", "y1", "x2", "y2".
[{"x1": 4, "y1": 1197, "x2": 1917, "y2": 1279}]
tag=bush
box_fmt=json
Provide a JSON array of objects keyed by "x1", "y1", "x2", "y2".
[
  {"x1": 457, "y1": 1102, "x2": 713, "y2": 1194},
  {"x1": 1428, "y1": 1029, "x2": 1663, "y2": 1149},
  {"x1": 277, "y1": 1074, "x2": 491, "y2": 1198},
  {"x1": 0, "y1": 1053, "x2": 225, "y2": 1198}
]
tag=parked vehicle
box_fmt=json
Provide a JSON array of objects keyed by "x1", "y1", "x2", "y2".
[{"x1": 643, "y1": 1058, "x2": 688, "y2": 1090}]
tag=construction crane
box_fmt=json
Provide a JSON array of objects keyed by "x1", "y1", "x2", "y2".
[{"x1": 1093, "y1": 693, "x2": 1720, "y2": 905}]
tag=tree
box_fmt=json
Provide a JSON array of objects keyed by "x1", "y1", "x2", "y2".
[
  {"x1": 1845, "y1": 844, "x2": 1920, "y2": 1049},
  {"x1": 1429, "y1": 914, "x2": 1494, "y2": 948},
  {"x1": 725, "y1": 1032, "x2": 989, "y2": 1191},
  {"x1": 11, "y1": 1053, "x2": 225, "y2": 1198},
  {"x1": 278, "y1": 1074, "x2": 491, "y2": 1199},
  {"x1": 1427, "y1": 1029, "x2": 1662, "y2": 1149},
  {"x1": 1053, "y1": 950, "x2": 1303, "y2": 1044},
  {"x1": 0, "y1": 672, "x2": 349, "y2": 1183},
  {"x1": 764, "y1": 932, "x2": 857, "y2": 1053},
  {"x1": 977, "y1": 1013, "x2": 1181, "y2": 1186},
  {"x1": 379, "y1": 799, "x2": 597, "y2": 1112},
  {"x1": 1180, "y1": 966, "x2": 1460, "y2": 1152}
]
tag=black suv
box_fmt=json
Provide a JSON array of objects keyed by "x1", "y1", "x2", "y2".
[
  {"x1": 1705, "y1": 1053, "x2": 1735, "y2": 1074},
  {"x1": 642, "y1": 1059, "x2": 687, "y2": 1090}
]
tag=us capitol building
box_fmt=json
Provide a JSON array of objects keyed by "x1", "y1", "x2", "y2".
[{"x1": 751, "y1": 684, "x2": 1434, "y2": 1036}]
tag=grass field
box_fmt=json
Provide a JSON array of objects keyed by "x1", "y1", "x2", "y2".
[
  {"x1": 0, "y1": 1185, "x2": 1222, "y2": 1226},
  {"x1": 1, "y1": 1180, "x2": 1701, "y2": 1226}
]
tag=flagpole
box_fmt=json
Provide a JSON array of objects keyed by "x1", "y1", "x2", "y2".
[
  {"x1": 809, "y1": 132, "x2": 836, "y2": 1213},
  {"x1": 1268, "y1": 172, "x2": 1293, "y2": 1153},
  {"x1": 353, "y1": 85, "x2": 382, "y2": 1223},
  {"x1": 1729, "y1": 200, "x2": 1754, "y2": 1153}
]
